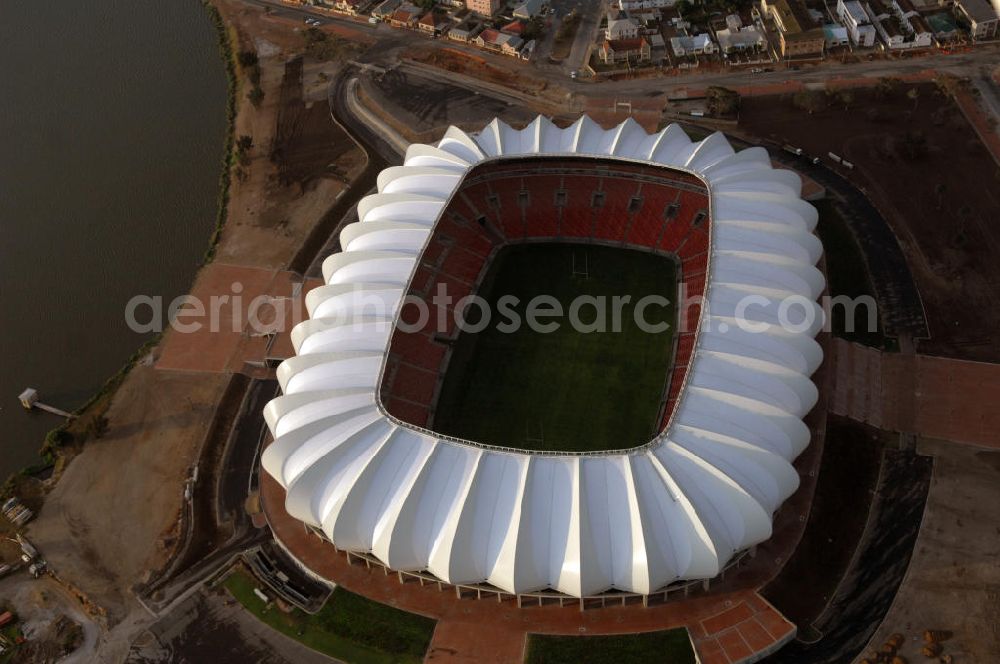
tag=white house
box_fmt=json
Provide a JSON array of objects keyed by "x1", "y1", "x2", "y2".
[
  {"x1": 867, "y1": 0, "x2": 933, "y2": 47},
  {"x1": 670, "y1": 33, "x2": 718, "y2": 55},
  {"x1": 891, "y1": 0, "x2": 933, "y2": 44},
  {"x1": 617, "y1": 0, "x2": 674, "y2": 10},
  {"x1": 866, "y1": 0, "x2": 906, "y2": 47},
  {"x1": 954, "y1": 0, "x2": 999, "y2": 41},
  {"x1": 716, "y1": 26, "x2": 766, "y2": 53},
  {"x1": 837, "y1": 0, "x2": 878, "y2": 45},
  {"x1": 823, "y1": 23, "x2": 850, "y2": 47},
  {"x1": 606, "y1": 9, "x2": 641, "y2": 39}
]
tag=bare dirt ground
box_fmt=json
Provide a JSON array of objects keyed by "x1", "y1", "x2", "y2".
[
  {"x1": 213, "y1": 0, "x2": 365, "y2": 271},
  {"x1": 740, "y1": 85, "x2": 1000, "y2": 361},
  {"x1": 27, "y1": 365, "x2": 229, "y2": 624},
  {"x1": 762, "y1": 417, "x2": 890, "y2": 630},
  {"x1": 358, "y1": 67, "x2": 538, "y2": 144},
  {"x1": 856, "y1": 440, "x2": 1000, "y2": 663}
]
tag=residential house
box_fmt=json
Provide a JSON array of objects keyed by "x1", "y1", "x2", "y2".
[
  {"x1": 891, "y1": 0, "x2": 934, "y2": 45},
  {"x1": 760, "y1": 0, "x2": 827, "y2": 56},
  {"x1": 725, "y1": 13, "x2": 744, "y2": 30},
  {"x1": 389, "y1": 3, "x2": 421, "y2": 27},
  {"x1": 448, "y1": 18, "x2": 481, "y2": 41},
  {"x1": 519, "y1": 39, "x2": 538, "y2": 59},
  {"x1": 954, "y1": 0, "x2": 999, "y2": 40},
  {"x1": 371, "y1": 0, "x2": 403, "y2": 19},
  {"x1": 823, "y1": 23, "x2": 851, "y2": 46},
  {"x1": 418, "y1": 11, "x2": 451, "y2": 35},
  {"x1": 466, "y1": 0, "x2": 502, "y2": 16},
  {"x1": 670, "y1": 33, "x2": 719, "y2": 55},
  {"x1": 866, "y1": 0, "x2": 906, "y2": 47},
  {"x1": 866, "y1": 0, "x2": 932, "y2": 47},
  {"x1": 618, "y1": 0, "x2": 673, "y2": 10},
  {"x1": 606, "y1": 9, "x2": 641, "y2": 39},
  {"x1": 513, "y1": 0, "x2": 544, "y2": 18},
  {"x1": 474, "y1": 28, "x2": 524, "y2": 55},
  {"x1": 501, "y1": 18, "x2": 527, "y2": 35},
  {"x1": 715, "y1": 26, "x2": 767, "y2": 53},
  {"x1": 501, "y1": 35, "x2": 526, "y2": 55},
  {"x1": 837, "y1": 0, "x2": 878, "y2": 46},
  {"x1": 600, "y1": 37, "x2": 652, "y2": 63},
  {"x1": 333, "y1": 0, "x2": 374, "y2": 15}
]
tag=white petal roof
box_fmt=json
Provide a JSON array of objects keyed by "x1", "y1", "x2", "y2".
[{"x1": 262, "y1": 116, "x2": 824, "y2": 597}]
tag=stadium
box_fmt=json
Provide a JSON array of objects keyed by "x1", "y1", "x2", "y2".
[{"x1": 261, "y1": 115, "x2": 824, "y2": 601}]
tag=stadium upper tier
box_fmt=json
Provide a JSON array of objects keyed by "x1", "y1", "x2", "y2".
[{"x1": 262, "y1": 116, "x2": 825, "y2": 598}]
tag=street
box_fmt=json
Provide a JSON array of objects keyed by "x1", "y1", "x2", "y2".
[{"x1": 241, "y1": 0, "x2": 1000, "y2": 104}]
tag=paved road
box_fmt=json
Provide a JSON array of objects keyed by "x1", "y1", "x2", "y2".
[
  {"x1": 131, "y1": 590, "x2": 340, "y2": 664},
  {"x1": 558, "y1": 0, "x2": 604, "y2": 75},
  {"x1": 765, "y1": 148, "x2": 930, "y2": 339},
  {"x1": 241, "y1": 0, "x2": 999, "y2": 100},
  {"x1": 766, "y1": 451, "x2": 933, "y2": 664},
  {"x1": 972, "y1": 65, "x2": 1000, "y2": 129}
]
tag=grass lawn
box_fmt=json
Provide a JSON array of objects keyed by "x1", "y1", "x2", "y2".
[
  {"x1": 222, "y1": 568, "x2": 435, "y2": 664},
  {"x1": 814, "y1": 200, "x2": 893, "y2": 349},
  {"x1": 525, "y1": 628, "x2": 696, "y2": 664},
  {"x1": 433, "y1": 243, "x2": 677, "y2": 452},
  {"x1": 0, "y1": 620, "x2": 23, "y2": 664}
]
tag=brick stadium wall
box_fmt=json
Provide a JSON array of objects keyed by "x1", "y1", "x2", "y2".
[{"x1": 378, "y1": 157, "x2": 712, "y2": 437}]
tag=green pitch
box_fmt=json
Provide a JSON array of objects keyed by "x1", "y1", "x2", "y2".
[{"x1": 433, "y1": 243, "x2": 677, "y2": 453}]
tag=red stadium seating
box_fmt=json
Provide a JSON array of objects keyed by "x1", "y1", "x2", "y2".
[
  {"x1": 592, "y1": 180, "x2": 636, "y2": 242},
  {"x1": 521, "y1": 175, "x2": 562, "y2": 237}
]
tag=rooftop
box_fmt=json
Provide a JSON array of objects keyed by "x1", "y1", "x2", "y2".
[
  {"x1": 769, "y1": 0, "x2": 818, "y2": 33},
  {"x1": 956, "y1": 0, "x2": 1000, "y2": 22},
  {"x1": 842, "y1": 0, "x2": 871, "y2": 23}
]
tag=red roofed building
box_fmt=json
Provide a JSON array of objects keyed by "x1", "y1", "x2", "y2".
[
  {"x1": 389, "y1": 4, "x2": 420, "y2": 27},
  {"x1": 502, "y1": 19, "x2": 527, "y2": 34},
  {"x1": 417, "y1": 10, "x2": 452, "y2": 35},
  {"x1": 599, "y1": 37, "x2": 651, "y2": 63}
]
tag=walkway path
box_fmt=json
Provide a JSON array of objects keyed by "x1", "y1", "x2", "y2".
[
  {"x1": 829, "y1": 338, "x2": 1000, "y2": 448},
  {"x1": 261, "y1": 469, "x2": 796, "y2": 664}
]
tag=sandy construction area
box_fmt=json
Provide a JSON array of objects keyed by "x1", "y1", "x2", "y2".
[{"x1": 28, "y1": 365, "x2": 228, "y2": 623}]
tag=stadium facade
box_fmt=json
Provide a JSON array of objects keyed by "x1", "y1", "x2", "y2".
[{"x1": 262, "y1": 115, "x2": 825, "y2": 599}]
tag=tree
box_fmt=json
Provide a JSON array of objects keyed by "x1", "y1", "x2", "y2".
[
  {"x1": 247, "y1": 86, "x2": 265, "y2": 107},
  {"x1": 933, "y1": 74, "x2": 967, "y2": 100},
  {"x1": 303, "y1": 27, "x2": 345, "y2": 61},
  {"x1": 706, "y1": 86, "x2": 740, "y2": 117},
  {"x1": 522, "y1": 16, "x2": 545, "y2": 41},
  {"x1": 237, "y1": 50, "x2": 259, "y2": 69},
  {"x1": 895, "y1": 130, "x2": 927, "y2": 160},
  {"x1": 87, "y1": 414, "x2": 109, "y2": 440},
  {"x1": 236, "y1": 134, "x2": 254, "y2": 153},
  {"x1": 236, "y1": 134, "x2": 254, "y2": 167},
  {"x1": 793, "y1": 89, "x2": 827, "y2": 115},
  {"x1": 933, "y1": 182, "x2": 947, "y2": 210},
  {"x1": 875, "y1": 76, "x2": 902, "y2": 99},
  {"x1": 836, "y1": 89, "x2": 855, "y2": 111},
  {"x1": 676, "y1": 0, "x2": 693, "y2": 18}
]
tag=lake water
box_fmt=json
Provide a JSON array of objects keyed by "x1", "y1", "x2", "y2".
[{"x1": 0, "y1": 1, "x2": 227, "y2": 478}]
